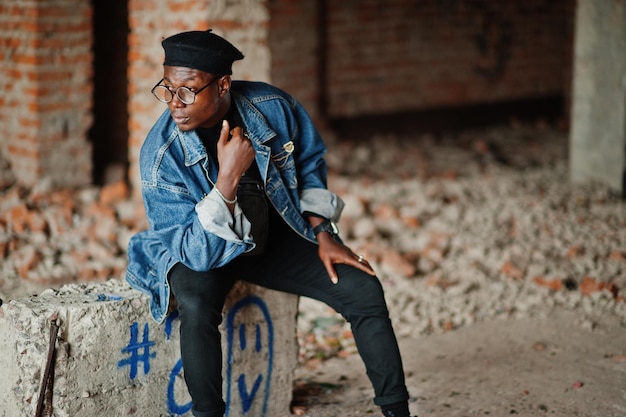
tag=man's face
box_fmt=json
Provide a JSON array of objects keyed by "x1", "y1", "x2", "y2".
[{"x1": 161, "y1": 66, "x2": 229, "y2": 131}]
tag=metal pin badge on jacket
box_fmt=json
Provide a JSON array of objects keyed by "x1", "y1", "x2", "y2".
[{"x1": 282, "y1": 141, "x2": 294, "y2": 154}]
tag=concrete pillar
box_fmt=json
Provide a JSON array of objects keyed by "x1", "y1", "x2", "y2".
[
  {"x1": 0, "y1": 280, "x2": 298, "y2": 417},
  {"x1": 570, "y1": 0, "x2": 626, "y2": 195}
]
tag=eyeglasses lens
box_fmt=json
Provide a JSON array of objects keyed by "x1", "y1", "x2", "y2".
[
  {"x1": 177, "y1": 88, "x2": 195, "y2": 104},
  {"x1": 152, "y1": 85, "x2": 197, "y2": 104},
  {"x1": 152, "y1": 85, "x2": 172, "y2": 103}
]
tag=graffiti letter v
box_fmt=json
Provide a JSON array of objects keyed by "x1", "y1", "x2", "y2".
[{"x1": 238, "y1": 373, "x2": 263, "y2": 413}]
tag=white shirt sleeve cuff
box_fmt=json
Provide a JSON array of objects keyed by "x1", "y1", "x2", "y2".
[{"x1": 195, "y1": 190, "x2": 253, "y2": 242}]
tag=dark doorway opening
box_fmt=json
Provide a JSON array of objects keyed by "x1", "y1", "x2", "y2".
[
  {"x1": 330, "y1": 95, "x2": 566, "y2": 141},
  {"x1": 89, "y1": 0, "x2": 130, "y2": 185}
]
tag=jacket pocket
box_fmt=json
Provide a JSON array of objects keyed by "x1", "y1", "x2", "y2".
[
  {"x1": 271, "y1": 140, "x2": 295, "y2": 168},
  {"x1": 271, "y1": 141, "x2": 297, "y2": 188}
]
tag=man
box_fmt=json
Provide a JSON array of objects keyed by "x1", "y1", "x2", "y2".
[{"x1": 126, "y1": 29, "x2": 415, "y2": 417}]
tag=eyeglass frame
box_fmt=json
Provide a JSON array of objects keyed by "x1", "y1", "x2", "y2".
[{"x1": 150, "y1": 75, "x2": 222, "y2": 105}]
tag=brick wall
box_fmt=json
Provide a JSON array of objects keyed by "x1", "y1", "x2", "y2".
[
  {"x1": 326, "y1": 0, "x2": 574, "y2": 117},
  {"x1": 268, "y1": 1, "x2": 324, "y2": 127},
  {"x1": 269, "y1": 0, "x2": 574, "y2": 119},
  {"x1": 0, "y1": 0, "x2": 271, "y2": 191},
  {"x1": 0, "y1": 0, "x2": 93, "y2": 188},
  {"x1": 0, "y1": 0, "x2": 92, "y2": 186},
  {"x1": 126, "y1": 0, "x2": 271, "y2": 195}
]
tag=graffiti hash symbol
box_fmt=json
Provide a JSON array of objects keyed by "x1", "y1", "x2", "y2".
[{"x1": 118, "y1": 322, "x2": 157, "y2": 379}]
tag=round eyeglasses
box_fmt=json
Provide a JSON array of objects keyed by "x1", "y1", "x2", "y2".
[{"x1": 151, "y1": 76, "x2": 221, "y2": 105}]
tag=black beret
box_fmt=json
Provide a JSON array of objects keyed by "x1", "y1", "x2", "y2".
[{"x1": 162, "y1": 29, "x2": 244, "y2": 75}]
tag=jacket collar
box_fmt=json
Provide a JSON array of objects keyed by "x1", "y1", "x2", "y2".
[
  {"x1": 232, "y1": 90, "x2": 277, "y2": 146},
  {"x1": 178, "y1": 128, "x2": 205, "y2": 167}
]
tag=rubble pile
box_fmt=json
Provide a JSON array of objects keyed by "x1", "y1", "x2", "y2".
[
  {"x1": 0, "y1": 179, "x2": 147, "y2": 300},
  {"x1": 298, "y1": 124, "x2": 626, "y2": 362}
]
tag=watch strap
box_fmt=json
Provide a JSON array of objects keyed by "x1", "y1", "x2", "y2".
[{"x1": 312, "y1": 219, "x2": 338, "y2": 236}]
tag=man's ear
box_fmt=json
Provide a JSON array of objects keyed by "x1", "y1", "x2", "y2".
[{"x1": 218, "y1": 75, "x2": 232, "y2": 96}]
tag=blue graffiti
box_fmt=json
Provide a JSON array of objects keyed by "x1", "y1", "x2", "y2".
[
  {"x1": 162, "y1": 296, "x2": 274, "y2": 416},
  {"x1": 118, "y1": 322, "x2": 157, "y2": 380},
  {"x1": 167, "y1": 358, "x2": 193, "y2": 415},
  {"x1": 255, "y1": 324, "x2": 262, "y2": 352},
  {"x1": 239, "y1": 323, "x2": 246, "y2": 350},
  {"x1": 165, "y1": 310, "x2": 179, "y2": 340},
  {"x1": 225, "y1": 296, "x2": 274, "y2": 417},
  {"x1": 238, "y1": 322, "x2": 263, "y2": 352},
  {"x1": 238, "y1": 373, "x2": 263, "y2": 413},
  {"x1": 96, "y1": 293, "x2": 124, "y2": 302}
]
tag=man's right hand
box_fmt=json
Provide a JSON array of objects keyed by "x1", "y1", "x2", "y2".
[{"x1": 214, "y1": 119, "x2": 255, "y2": 207}]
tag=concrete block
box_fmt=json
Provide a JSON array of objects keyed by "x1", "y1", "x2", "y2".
[{"x1": 0, "y1": 279, "x2": 298, "y2": 417}]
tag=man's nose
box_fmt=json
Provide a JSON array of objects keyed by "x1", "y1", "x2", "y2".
[{"x1": 170, "y1": 94, "x2": 186, "y2": 107}]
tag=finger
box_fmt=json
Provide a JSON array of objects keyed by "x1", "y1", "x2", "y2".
[
  {"x1": 234, "y1": 126, "x2": 245, "y2": 139},
  {"x1": 219, "y1": 119, "x2": 230, "y2": 144},
  {"x1": 350, "y1": 256, "x2": 376, "y2": 276},
  {"x1": 228, "y1": 125, "x2": 242, "y2": 138},
  {"x1": 324, "y1": 260, "x2": 338, "y2": 284}
]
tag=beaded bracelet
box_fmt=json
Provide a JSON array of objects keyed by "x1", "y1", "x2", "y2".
[{"x1": 214, "y1": 187, "x2": 237, "y2": 205}]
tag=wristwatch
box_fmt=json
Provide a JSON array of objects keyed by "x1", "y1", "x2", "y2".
[{"x1": 312, "y1": 219, "x2": 339, "y2": 237}]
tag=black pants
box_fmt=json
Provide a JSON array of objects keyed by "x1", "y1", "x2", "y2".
[{"x1": 169, "y1": 228, "x2": 409, "y2": 417}]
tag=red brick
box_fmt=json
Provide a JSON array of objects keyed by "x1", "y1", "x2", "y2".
[
  {"x1": 499, "y1": 261, "x2": 524, "y2": 280},
  {"x1": 99, "y1": 181, "x2": 129, "y2": 206},
  {"x1": 2, "y1": 203, "x2": 29, "y2": 234},
  {"x1": 12, "y1": 53, "x2": 45, "y2": 66},
  {"x1": 14, "y1": 246, "x2": 42, "y2": 279},
  {"x1": 43, "y1": 205, "x2": 74, "y2": 238}
]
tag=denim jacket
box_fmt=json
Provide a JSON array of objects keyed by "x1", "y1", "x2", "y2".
[{"x1": 126, "y1": 81, "x2": 344, "y2": 323}]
